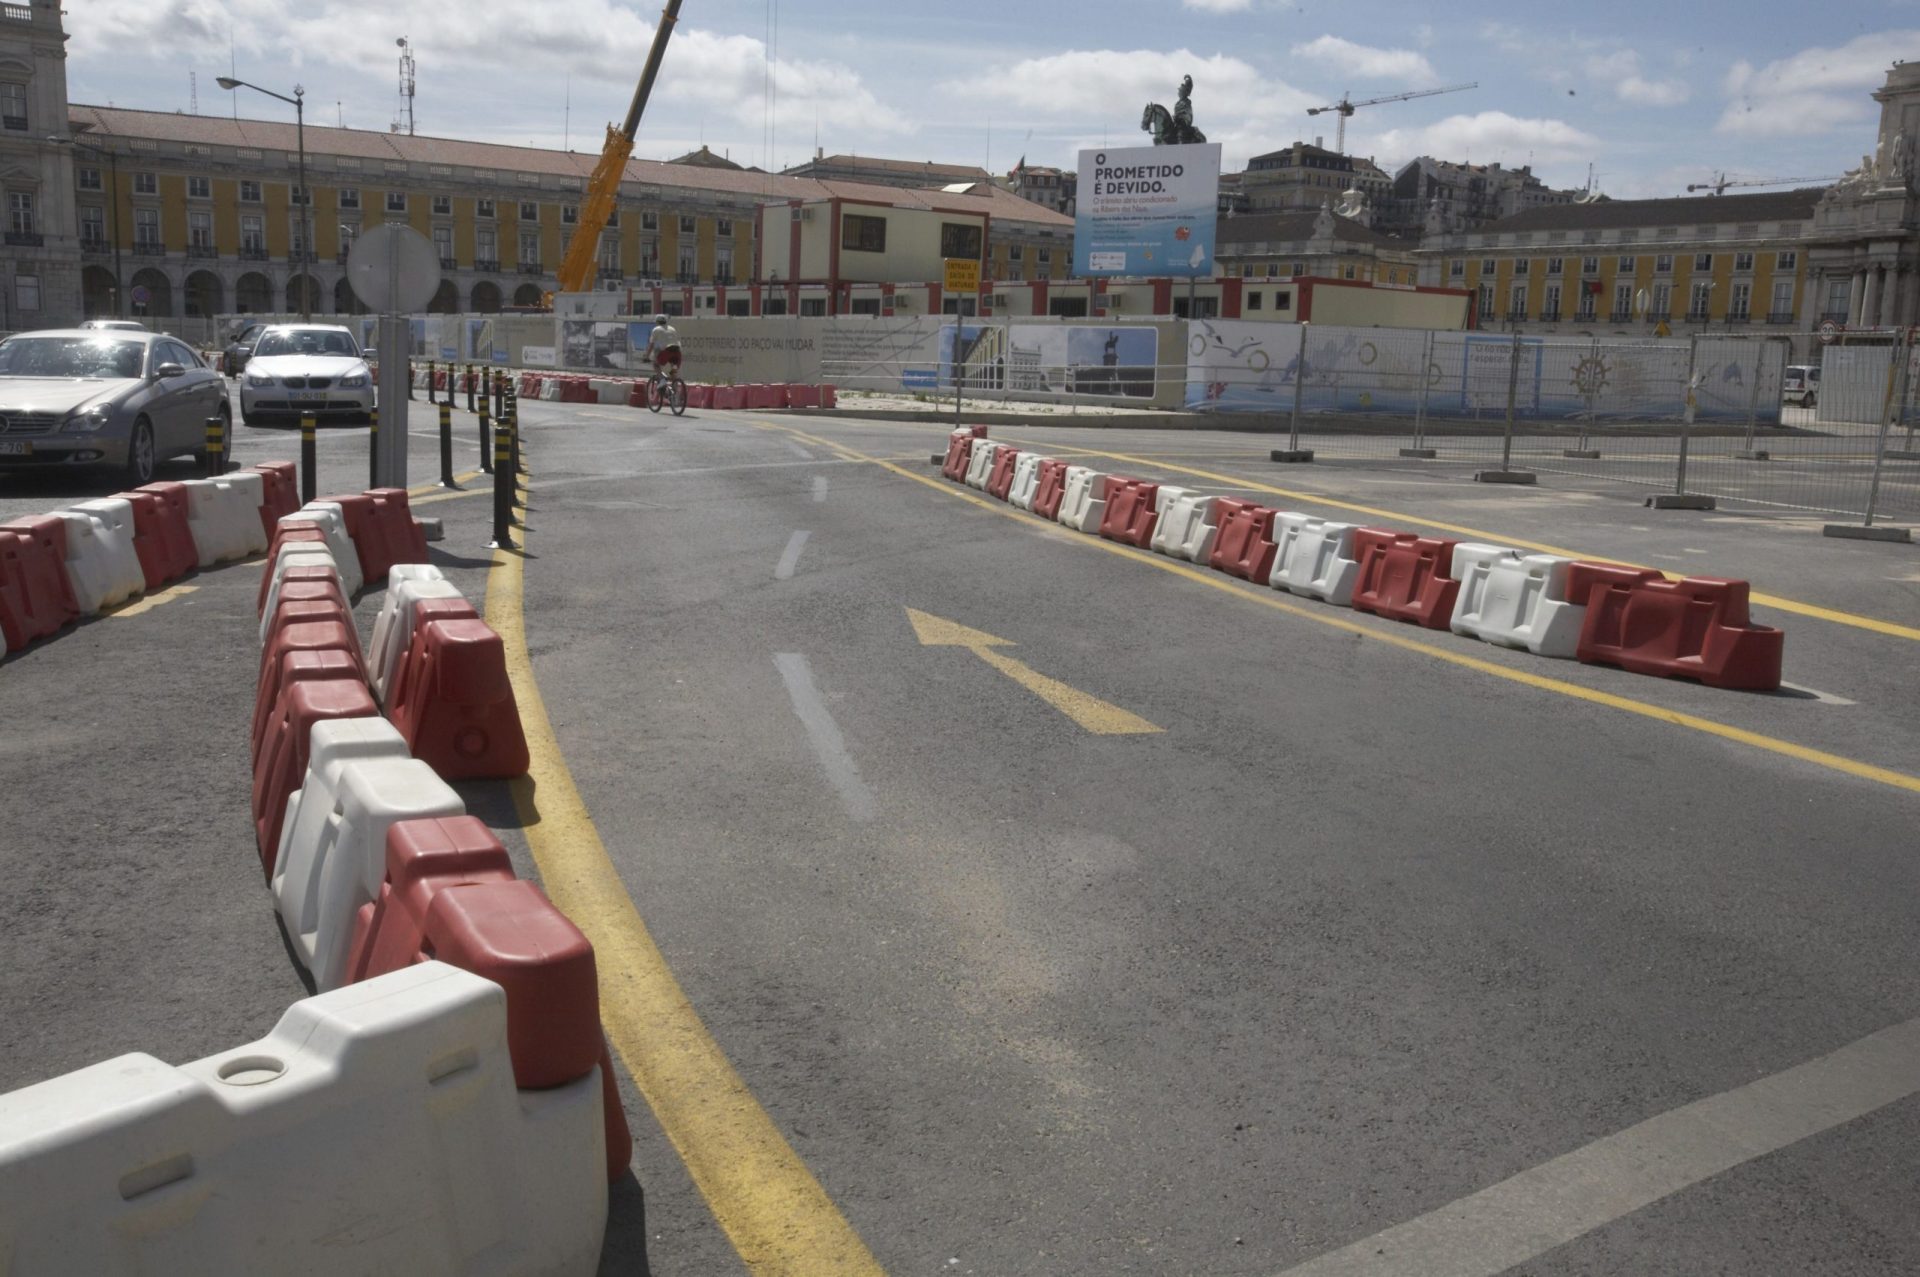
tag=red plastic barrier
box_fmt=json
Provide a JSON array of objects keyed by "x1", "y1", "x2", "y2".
[
  {"x1": 385, "y1": 617, "x2": 530, "y2": 779},
  {"x1": 254, "y1": 526, "x2": 331, "y2": 613},
  {"x1": 367, "y1": 487, "x2": 430, "y2": 571},
  {"x1": 940, "y1": 431, "x2": 976, "y2": 482},
  {"x1": 985, "y1": 448, "x2": 1024, "y2": 501},
  {"x1": 685, "y1": 383, "x2": 714, "y2": 409},
  {"x1": 562, "y1": 378, "x2": 597, "y2": 404},
  {"x1": 259, "y1": 597, "x2": 353, "y2": 677},
  {"x1": 821, "y1": 384, "x2": 837, "y2": 409},
  {"x1": 251, "y1": 646, "x2": 365, "y2": 765},
  {"x1": 269, "y1": 576, "x2": 351, "y2": 622},
  {"x1": 346, "y1": 816, "x2": 516, "y2": 985},
  {"x1": 745, "y1": 383, "x2": 784, "y2": 410},
  {"x1": 316, "y1": 492, "x2": 393, "y2": 586},
  {"x1": 249, "y1": 463, "x2": 300, "y2": 536},
  {"x1": 0, "y1": 516, "x2": 81, "y2": 651},
  {"x1": 1563, "y1": 561, "x2": 1667, "y2": 607},
  {"x1": 132, "y1": 482, "x2": 199, "y2": 583},
  {"x1": 115, "y1": 489, "x2": 181, "y2": 590},
  {"x1": 1574, "y1": 571, "x2": 1783, "y2": 690},
  {"x1": 1031, "y1": 459, "x2": 1072, "y2": 521},
  {"x1": 518, "y1": 373, "x2": 540, "y2": 397},
  {"x1": 1207, "y1": 499, "x2": 1281, "y2": 582},
  {"x1": 252, "y1": 677, "x2": 379, "y2": 869},
  {"x1": 1098, "y1": 479, "x2": 1162, "y2": 548},
  {"x1": 787, "y1": 384, "x2": 823, "y2": 409},
  {"x1": 1350, "y1": 529, "x2": 1462, "y2": 629},
  {"x1": 626, "y1": 382, "x2": 648, "y2": 409}
]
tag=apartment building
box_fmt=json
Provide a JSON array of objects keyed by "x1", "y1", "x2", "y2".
[
  {"x1": 1240, "y1": 142, "x2": 1391, "y2": 213},
  {"x1": 1377, "y1": 157, "x2": 1585, "y2": 240},
  {"x1": 1216, "y1": 205, "x2": 1422, "y2": 293}
]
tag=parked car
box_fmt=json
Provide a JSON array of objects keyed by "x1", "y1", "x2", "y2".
[
  {"x1": 77, "y1": 319, "x2": 148, "y2": 332},
  {"x1": 237, "y1": 324, "x2": 375, "y2": 426},
  {"x1": 223, "y1": 321, "x2": 268, "y2": 379},
  {"x1": 0, "y1": 329, "x2": 230, "y2": 485},
  {"x1": 1783, "y1": 364, "x2": 1820, "y2": 408}
]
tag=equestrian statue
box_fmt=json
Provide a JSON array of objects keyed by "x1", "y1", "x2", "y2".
[{"x1": 1142, "y1": 74, "x2": 1207, "y2": 145}]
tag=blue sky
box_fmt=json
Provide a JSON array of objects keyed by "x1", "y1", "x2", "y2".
[{"x1": 70, "y1": 0, "x2": 1917, "y2": 198}]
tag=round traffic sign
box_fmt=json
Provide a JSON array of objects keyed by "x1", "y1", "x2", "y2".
[
  {"x1": 345, "y1": 223, "x2": 441, "y2": 313},
  {"x1": 130, "y1": 285, "x2": 150, "y2": 305},
  {"x1": 1818, "y1": 319, "x2": 1841, "y2": 345}
]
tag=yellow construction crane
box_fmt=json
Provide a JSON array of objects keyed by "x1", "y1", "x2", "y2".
[
  {"x1": 553, "y1": 0, "x2": 684, "y2": 298},
  {"x1": 1686, "y1": 172, "x2": 1840, "y2": 195},
  {"x1": 1306, "y1": 83, "x2": 1476, "y2": 155}
]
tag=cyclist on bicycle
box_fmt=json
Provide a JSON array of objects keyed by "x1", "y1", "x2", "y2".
[{"x1": 644, "y1": 314, "x2": 683, "y2": 383}]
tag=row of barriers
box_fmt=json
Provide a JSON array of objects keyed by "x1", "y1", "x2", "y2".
[
  {"x1": 1, "y1": 461, "x2": 303, "y2": 656},
  {"x1": 0, "y1": 450, "x2": 619, "y2": 1270},
  {"x1": 942, "y1": 427, "x2": 1786, "y2": 691},
  {"x1": 507, "y1": 370, "x2": 840, "y2": 413}
]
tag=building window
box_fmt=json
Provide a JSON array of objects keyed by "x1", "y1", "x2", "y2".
[
  {"x1": 561, "y1": 204, "x2": 578, "y2": 225},
  {"x1": 432, "y1": 225, "x2": 453, "y2": 264},
  {"x1": 15, "y1": 273, "x2": 39, "y2": 310},
  {"x1": 599, "y1": 235, "x2": 619, "y2": 272},
  {"x1": 1509, "y1": 283, "x2": 1526, "y2": 317},
  {"x1": 1543, "y1": 283, "x2": 1561, "y2": 318},
  {"x1": 1449, "y1": 260, "x2": 1464, "y2": 278},
  {"x1": 432, "y1": 194, "x2": 452, "y2": 215},
  {"x1": 717, "y1": 218, "x2": 733, "y2": 237},
  {"x1": 1734, "y1": 251, "x2": 1754, "y2": 273},
  {"x1": 1581, "y1": 256, "x2": 1598, "y2": 275},
  {"x1": 1038, "y1": 247, "x2": 1052, "y2": 267},
  {"x1": 339, "y1": 221, "x2": 359, "y2": 254},
  {"x1": 79, "y1": 206, "x2": 104, "y2": 244},
  {"x1": 186, "y1": 175, "x2": 210, "y2": 199},
  {"x1": 677, "y1": 246, "x2": 695, "y2": 279},
  {"x1": 7, "y1": 191, "x2": 32, "y2": 235},
  {"x1": 386, "y1": 191, "x2": 407, "y2": 212},
  {"x1": 715, "y1": 248, "x2": 733, "y2": 281},
  {"x1": 134, "y1": 207, "x2": 161, "y2": 248},
  {"x1": 1617, "y1": 256, "x2": 1636, "y2": 272},
  {"x1": 1771, "y1": 280, "x2": 1794, "y2": 318},
  {"x1": 1274, "y1": 292, "x2": 1291, "y2": 311},
  {"x1": 1342, "y1": 263, "x2": 1356, "y2": 280},
  {"x1": 1292, "y1": 260, "x2": 1306, "y2": 276},
  {"x1": 518, "y1": 230, "x2": 539, "y2": 265},
  {"x1": 1478, "y1": 283, "x2": 1495, "y2": 320},
  {"x1": 475, "y1": 228, "x2": 496, "y2": 263},
  {"x1": 519, "y1": 201, "x2": 538, "y2": 220},
  {"x1": 1514, "y1": 258, "x2": 1530, "y2": 276},
  {"x1": 1693, "y1": 252, "x2": 1712, "y2": 272},
  {"x1": 241, "y1": 214, "x2": 264, "y2": 253},
  {"x1": 188, "y1": 209, "x2": 212, "y2": 249},
  {"x1": 339, "y1": 187, "x2": 360, "y2": 209},
  {"x1": 475, "y1": 198, "x2": 494, "y2": 219},
  {"x1": 133, "y1": 172, "x2": 157, "y2": 196},
  {"x1": 289, "y1": 215, "x2": 306, "y2": 258},
  {"x1": 940, "y1": 222, "x2": 982, "y2": 260},
  {"x1": 1655, "y1": 254, "x2": 1673, "y2": 274},
  {"x1": 77, "y1": 166, "x2": 102, "y2": 192},
  {"x1": 1614, "y1": 282, "x2": 1632, "y2": 318},
  {"x1": 0, "y1": 82, "x2": 27, "y2": 132},
  {"x1": 1729, "y1": 282, "x2": 1751, "y2": 319},
  {"x1": 641, "y1": 210, "x2": 658, "y2": 230},
  {"x1": 1247, "y1": 291, "x2": 1263, "y2": 310},
  {"x1": 1776, "y1": 250, "x2": 1797, "y2": 271},
  {"x1": 1577, "y1": 282, "x2": 1597, "y2": 319},
  {"x1": 1650, "y1": 282, "x2": 1671, "y2": 317},
  {"x1": 678, "y1": 214, "x2": 696, "y2": 235},
  {"x1": 842, "y1": 213, "x2": 887, "y2": 252},
  {"x1": 1688, "y1": 280, "x2": 1712, "y2": 318},
  {"x1": 237, "y1": 179, "x2": 260, "y2": 202},
  {"x1": 1546, "y1": 257, "x2": 1564, "y2": 275}
]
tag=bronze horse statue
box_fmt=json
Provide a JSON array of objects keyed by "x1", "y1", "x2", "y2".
[{"x1": 1142, "y1": 76, "x2": 1206, "y2": 145}]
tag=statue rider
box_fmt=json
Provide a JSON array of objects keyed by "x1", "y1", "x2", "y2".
[{"x1": 1173, "y1": 75, "x2": 1196, "y2": 144}]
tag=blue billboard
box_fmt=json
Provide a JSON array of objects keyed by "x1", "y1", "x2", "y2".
[{"x1": 1073, "y1": 142, "x2": 1221, "y2": 278}]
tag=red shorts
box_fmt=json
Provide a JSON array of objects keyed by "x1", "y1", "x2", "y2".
[{"x1": 655, "y1": 347, "x2": 682, "y2": 371}]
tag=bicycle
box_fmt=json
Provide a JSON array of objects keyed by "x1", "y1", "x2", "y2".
[{"x1": 646, "y1": 364, "x2": 687, "y2": 416}]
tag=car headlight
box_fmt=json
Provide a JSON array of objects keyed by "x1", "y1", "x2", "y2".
[
  {"x1": 62, "y1": 404, "x2": 114, "y2": 434},
  {"x1": 340, "y1": 373, "x2": 369, "y2": 388},
  {"x1": 246, "y1": 373, "x2": 276, "y2": 388}
]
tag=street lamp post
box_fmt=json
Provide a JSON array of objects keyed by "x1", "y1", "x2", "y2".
[
  {"x1": 50, "y1": 133, "x2": 125, "y2": 318},
  {"x1": 217, "y1": 76, "x2": 310, "y2": 320}
]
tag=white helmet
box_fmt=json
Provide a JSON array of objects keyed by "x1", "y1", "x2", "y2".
[{"x1": 653, "y1": 313, "x2": 669, "y2": 325}]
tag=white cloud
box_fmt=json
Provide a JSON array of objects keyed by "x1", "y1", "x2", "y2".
[
  {"x1": 1369, "y1": 111, "x2": 1602, "y2": 170},
  {"x1": 1182, "y1": 0, "x2": 1253, "y2": 10},
  {"x1": 1288, "y1": 35, "x2": 1437, "y2": 86},
  {"x1": 1717, "y1": 32, "x2": 1912, "y2": 136},
  {"x1": 1584, "y1": 50, "x2": 1689, "y2": 107}
]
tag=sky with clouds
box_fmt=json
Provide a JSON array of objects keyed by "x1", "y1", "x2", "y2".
[{"x1": 67, "y1": 0, "x2": 1916, "y2": 199}]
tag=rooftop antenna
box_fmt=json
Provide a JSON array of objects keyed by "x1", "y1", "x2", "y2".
[
  {"x1": 563, "y1": 72, "x2": 570, "y2": 150},
  {"x1": 190, "y1": 70, "x2": 198, "y2": 114},
  {"x1": 395, "y1": 37, "x2": 416, "y2": 136}
]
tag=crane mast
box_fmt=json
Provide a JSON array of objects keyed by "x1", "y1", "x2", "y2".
[{"x1": 555, "y1": 0, "x2": 684, "y2": 297}]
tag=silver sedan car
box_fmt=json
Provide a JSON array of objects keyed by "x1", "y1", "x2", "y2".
[
  {"x1": 0, "y1": 329, "x2": 229, "y2": 485},
  {"x1": 238, "y1": 324, "x2": 375, "y2": 426}
]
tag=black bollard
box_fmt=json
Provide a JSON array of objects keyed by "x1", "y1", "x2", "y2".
[
  {"x1": 491, "y1": 417, "x2": 515, "y2": 549},
  {"x1": 477, "y1": 394, "x2": 493, "y2": 475},
  {"x1": 466, "y1": 364, "x2": 477, "y2": 414},
  {"x1": 300, "y1": 414, "x2": 318, "y2": 504},
  {"x1": 368, "y1": 406, "x2": 379, "y2": 489},
  {"x1": 439, "y1": 402, "x2": 455, "y2": 488},
  {"x1": 203, "y1": 414, "x2": 225, "y2": 478}
]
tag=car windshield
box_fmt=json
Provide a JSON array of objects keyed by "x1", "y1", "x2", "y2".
[
  {"x1": 0, "y1": 336, "x2": 147, "y2": 379},
  {"x1": 252, "y1": 329, "x2": 359, "y2": 358}
]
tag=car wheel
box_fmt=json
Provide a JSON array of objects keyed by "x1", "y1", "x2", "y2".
[
  {"x1": 124, "y1": 416, "x2": 157, "y2": 486},
  {"x1": 1806, "y1": 393, "x2": 1817, "y2": 409}
]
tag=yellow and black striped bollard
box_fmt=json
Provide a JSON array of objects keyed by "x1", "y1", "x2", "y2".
[
  {"x1": 491, "y1": 415, "x2": 515, "y2": 549},
  {"x1": 203, "y1": 414, "x2": 226, "y2": 477},
  {"x1": 300, "y1": 413, "x2": 318, "y2": 504},
  {"x1": 477, "y1": 388, "x2": 493, "y2": 475}
]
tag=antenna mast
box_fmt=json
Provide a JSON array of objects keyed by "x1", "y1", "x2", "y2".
[{"x1": 394, "y1": 37, "x2": 417, "y2": 136}]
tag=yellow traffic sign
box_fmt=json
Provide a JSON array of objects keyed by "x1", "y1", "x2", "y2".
[
  {"x1": 943, "y1": 258, "x2": 979, "y2": 294},
  {"x1": 906, "y1": 607, "x2": 1161, "y2": 735}
]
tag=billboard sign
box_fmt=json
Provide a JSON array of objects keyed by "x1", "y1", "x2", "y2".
[{"x1": 1073, "y1": 142, "x2": 1221, "y2": 278}]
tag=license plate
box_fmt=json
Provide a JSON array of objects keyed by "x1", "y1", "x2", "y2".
[
  {"x1": 0, "y1": 441, "x2": 30, "y2": 456},
  {"x1": 293, "y1": 391, "x2": 327, "y2": 402}
]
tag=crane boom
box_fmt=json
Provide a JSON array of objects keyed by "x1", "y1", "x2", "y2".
[
  {"x1": 555, "y1": 0, "x2": 684, "y2": 297},
  {"x1": 1685, "y1": 172, "x2": 1840, "y2": 195},
  {"x1": 1305, "y1": 82, "x2": 1476, "y2": 154}
]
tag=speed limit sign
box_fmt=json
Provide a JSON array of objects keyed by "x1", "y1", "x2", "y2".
[{"x1": 1819, "y1": 319, "x2": 1841, "y2": 345}]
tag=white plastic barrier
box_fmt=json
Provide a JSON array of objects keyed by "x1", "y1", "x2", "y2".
[
  {"x1": 368, "y1": 576, "x2": 466, "y2": 703},
  {"x1": 1006, "y1": 453, "x2": 1046, "y2": 511},
  {"x1": 270, "y1": 716, "x2": 411, "y2": 932},
  {"x1": 1451, "y1": 547, "x2": 1585, "y2": 658},
  {"x1": 54, "y1": 500, "x2": 146, "y2": 614},
  {"x1": 0, "y1": 962, "x2": 607, "y2": 1277},
  {"x1": 963, "y1": 441, "x2": 1003, "y2": 490},
  {"x1": 540, "y1": 379, "x2": 565, "y2": 401},
  {"x1": 276, "y1": 753, "x2": 465, "y2": 991},
  {"x1": 181, "y1": 474, "x2": 269, "y2": 567},
  {"x1": 258, "y1": 552, "x2": 345, "y2": 632},
  {"x1": 1055, "y1": 467, "x2": 1110, "y2": 534},
  {"x1": 290, "y1": 502, "x2": 364, "y2": 597},
  {"x1": 1148, "y1": 489, "x2": 1220, "y2": 562},
  {"x1": 1270, "y1": 514, "x2": 1363, "y2": 605},
  {"x1": 590, "y1": 378, "x2": 629, "y2": 405}
]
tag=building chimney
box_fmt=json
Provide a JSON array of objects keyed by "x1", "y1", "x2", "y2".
[
  {"x1": 1314, "y1": 136, "x2": 1323, "y2": 150},
  {"x1": 815, "y1": 145, "x2": 824, "y2": 161}
]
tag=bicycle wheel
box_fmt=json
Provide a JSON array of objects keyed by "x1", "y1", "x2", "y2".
[
  {"x1": 647, "y1": 377, "x2": 663, "y2": 414},
  {"x1": 669, "y1": 378, "x2": 687, "y2": 416}
]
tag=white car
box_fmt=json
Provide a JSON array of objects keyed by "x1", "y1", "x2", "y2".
[{"x1": 238, "y1": 324, "x2": 375, "y2": 426}]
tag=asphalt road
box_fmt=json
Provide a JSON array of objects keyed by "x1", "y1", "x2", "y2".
[{"x1": 4, "y1": 390, "x2": 1920, "y2": 1275}]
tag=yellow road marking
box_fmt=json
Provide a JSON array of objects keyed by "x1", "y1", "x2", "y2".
[
  {"x1": 906, "y1": 607, "x2": 1161, "y2": 735},
  {"x1": 755, "y1": 419, "x2": 1920, "y2": 800},
  {"x1": 405, "y1": 468, "x2": 487, "y2": 502},
  {"x1": 997, "y1": 437, "x2": 1920, "y2": 643},
  {"x1": 484, "y1": 534, "x2": 884, "y2": 1276},
  {"x1": 103, "y1": 582, "x2": 197, "y2": 619}
]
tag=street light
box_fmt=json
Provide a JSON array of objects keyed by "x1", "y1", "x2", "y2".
[
  {"x1": 48, "y1": 132, "x2": 125, "y2": 318},
  {"x1": 217, "y1": 76, "x2": 310, "y2": 320}
]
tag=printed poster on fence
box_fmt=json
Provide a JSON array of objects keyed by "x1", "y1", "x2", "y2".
[{"x1": 1073, "y1": 142, "x2": 1221, "y2": 278}]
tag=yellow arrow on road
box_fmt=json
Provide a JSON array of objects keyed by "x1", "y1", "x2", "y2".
[{"x1": 907, "y1": 607, "x2": 1163, "y2": 736}]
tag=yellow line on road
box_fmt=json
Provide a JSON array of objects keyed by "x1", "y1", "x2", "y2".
[
  {"x1": 755, "y1": 419, "x2": 1920, "y2": 800},
  {"x1": 484, "y1": 534, "x2": 884, "y2": 1276},
  {"x1": 406, "y1": 468, "x2": 486, "y2": 502},
  {"x1": 972, "y1": 646, "x2": 1163, "y2": 734},
  {"x1": 999, "y1": 438, "x2": 1920, "y2": 643},
  {"x1": 104, "y1": 582, "x2": 197, "y2": 619}
]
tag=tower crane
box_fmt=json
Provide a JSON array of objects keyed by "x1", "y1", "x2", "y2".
[
  {"x1": 1306, "y1": 82, "x2": 1476, "y2": 154},
  {"x1": 554, "y1": 0, "x2": 683, "y2": 297},
  {"x1": 1686, "y1": 172, "x2": 1840, "y2": 195}
]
